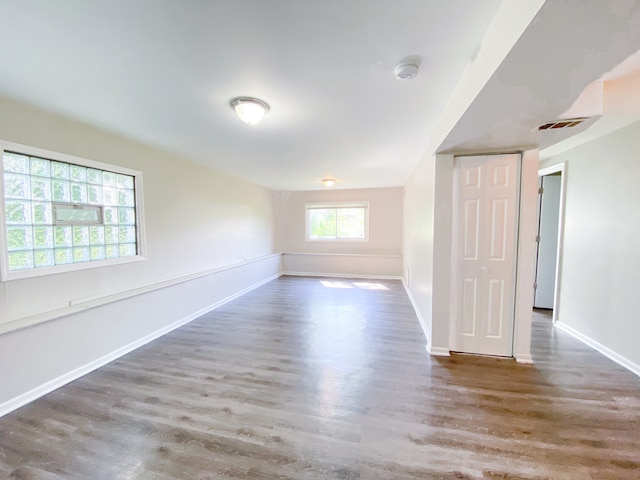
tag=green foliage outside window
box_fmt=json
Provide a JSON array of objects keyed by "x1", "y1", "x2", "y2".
[
  {"x1": 308, "y1": 207, "x2": 365, "y2": 240},
  {"x1": 2, "y1": 151, "x2": 138, "y2": 272}
]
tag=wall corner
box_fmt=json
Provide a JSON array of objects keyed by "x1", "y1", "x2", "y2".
[{"x1": 512, "y1": 148, "x2": 540, "y2": 361}]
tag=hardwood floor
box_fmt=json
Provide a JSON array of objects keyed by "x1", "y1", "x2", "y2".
[{"x1": 1, "y1": 276, "x2": 639, "y2": 479}]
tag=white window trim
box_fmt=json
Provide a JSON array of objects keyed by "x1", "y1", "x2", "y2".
[
  {"x1": 305, "y1": 201, "x2": 370, "y2": 242},
  {"x1": 0, "y1": 140, "x2": 147, "y2": 281}
]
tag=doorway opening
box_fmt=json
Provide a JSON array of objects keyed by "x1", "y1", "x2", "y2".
[{"x1": 534, "y1": 163, "x2": 565, "y2": 323}]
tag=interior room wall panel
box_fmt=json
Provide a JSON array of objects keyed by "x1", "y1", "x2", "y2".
[
  {"x1": 275, "y1": 187, "x2": 403, "y2": 277},
  {"x1": 0, "y1": 95, "x2": 279, "y2": 413},
  {"x1": 540, "y1": 119, "x2": 640, "y2": 374}
]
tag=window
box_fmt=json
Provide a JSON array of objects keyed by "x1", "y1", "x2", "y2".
[
  {"x1": 305, "y1": 202, "x2": 369, "y2": 241},
  {"x1": 1, "y1": 141, "x2": 144, "y2": 280}
]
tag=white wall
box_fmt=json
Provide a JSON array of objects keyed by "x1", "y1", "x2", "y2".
[
  {"x1": 0, "y1": 95, "x2": 279, "y2": 412},
  {"x1": 275, "y1": 188, "x2": 403, "y2": 277},
  {"x1": 402, "y1": 153, "x2": 436, "y2": 349},
  {"x1": 540, "y1": 120, "x2": 640, "y2": 374},
  {"x1": 431, "y1": 155, "x2": 455, "y2": 354}
]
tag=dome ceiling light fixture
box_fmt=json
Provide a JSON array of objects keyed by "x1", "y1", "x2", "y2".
[
  {"x1": 322, "y1": 178, "x2": 335, "y2": 187},
  {"x1": 230, "y1": 97, "x2": 270, "y2": 125}
]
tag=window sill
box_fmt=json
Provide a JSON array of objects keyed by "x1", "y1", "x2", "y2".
[{"x1": 1, "y1": 255, "x2": 146, "y2": 282}]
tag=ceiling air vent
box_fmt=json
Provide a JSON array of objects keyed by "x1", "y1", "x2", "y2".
[{"x1": 537, "y1": 117, "x2": 590, "y2": 130}]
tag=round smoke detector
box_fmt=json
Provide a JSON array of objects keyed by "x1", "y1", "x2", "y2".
[{"x1": 395, "y1": 63, "x2": 419, "y2": 80}]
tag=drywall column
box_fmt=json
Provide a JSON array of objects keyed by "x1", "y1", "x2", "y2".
[
  {"x1": 512, "y1": 149, "x2": 539, "y2": 363},
  {"x1": 402, "y1": 153, "x2": 437, "y2": 350},
  {"x1": 430, "y1": 154, "x2": 455, "y2": 355}
]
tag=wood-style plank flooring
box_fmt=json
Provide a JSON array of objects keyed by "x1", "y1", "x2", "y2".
[{"x1": 1, "y1": 276, "x2": 639, "y2": 479}]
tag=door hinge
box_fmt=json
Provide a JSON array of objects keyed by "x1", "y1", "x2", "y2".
[
  {"x1": 534, "y1": 283, "x2": 537, "y2": 289},
  {"x1": 538, "y1": 187, "x2": 544, "y2": 194},
  {"x1": 535, "y1": 235, "x2": 541, "y2": 243}
]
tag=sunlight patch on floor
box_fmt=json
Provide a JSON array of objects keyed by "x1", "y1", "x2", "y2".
[{"x1": 320, "y1": 280, "x2": 389, "y2": 290}]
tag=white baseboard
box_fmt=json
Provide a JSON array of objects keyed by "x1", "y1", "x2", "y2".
[
  {"x1": 0, "y1": 273, "x2": 280, "y2": 418},
  {"x1": 515, "y1": 353, "x2": 534, "y2": 364},
  {"x1": 401, "y1": 280, "x2": 431, "y2": 349},
  {"x1": 555, "y1": 321, "x2": 640, "y2": 378},
  {"x1": 281, "y1": 271, "x2": 402, "y2": 280},
  {"x1": 428, "y1": 346, "x2": 451, "y2": 356},
  {"x1": 402, "y1": 280, "x2": 451, "y2": 357},
  {"x1": 0, "y1": 253, "x2": 282, "y2": 335}
]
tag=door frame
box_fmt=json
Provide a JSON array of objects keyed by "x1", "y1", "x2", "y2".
[
  {"x1": 537, "y1": 162, "x2": 566, "y2": 324},
  {"x1": 449, "y1": 153, "x2": 522, "y2": 358},
  {"x1": 431, "y1": 150, "x2": 538, "y2": 363}
]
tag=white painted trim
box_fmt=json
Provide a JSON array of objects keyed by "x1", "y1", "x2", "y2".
[
  {"x1": 0, "y1": 253, "x2": 282, "y2": 335},
  {"x1": 304, "y1": 202, "x2": 370, "y2": 243},
  {"x1": 512, "y1": 149, "x2": 539, "y2": 363},
  {"x1": 537, "y1": 162, "x2": 567, "y2": 324},
  {"x1": 402, "y1": 279, "x2": 431, "y2": 350},
  {"x1": 0, "y1": 272, "x2": 281, "y2": 418},
  {"x1": 282, "y1": 271, "x2": 401, "y2": 281},
  {"x1": 71, "y1": 253, "x2": 281, "y2": 307},
  {"x1": 538, "y1": 164, "x2": 564, "y2": 176},
  {"x1": 0, "y1": 139, "x2": 148, "y2": 282},
  {"x1": 515, "y1": 353, "x2": 534, "y2": 364},
  {"x1": 510, "y1": 153, "x2": 524, "y2": 359},
  {"x1": 555, "y1": 322, "x2": 640, "y2": 378},
  {"x1": 3, "y1": 255, "x2": 148, "y2": 282},
  {"x1": 283, "y1": 252, "x2": 402, "y2": 258},
  {"x1": 305, "y1": 201, "x2": 370, "y2": 208},
  {"x1": 428, "y1": 346, "x2": 451, "y2": 357},
  {"x1": 281, "y1": 252, "x2": 402, "y2": 282}
]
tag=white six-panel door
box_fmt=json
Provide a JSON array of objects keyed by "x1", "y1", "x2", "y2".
[{"x1": 451, "y1": 154, "x2": 520, "y2": 357}]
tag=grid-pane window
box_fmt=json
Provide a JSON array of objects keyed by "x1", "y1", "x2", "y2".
[
  {"x1": 306, "y1": 202, "x2": 368, "y2": 241},
  {"x1": 2, "y1": 149, "x2": 140, "y2": 276}
]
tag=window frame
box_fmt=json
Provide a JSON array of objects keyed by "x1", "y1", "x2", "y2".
[
  {"x1": 52, "y1": 203, "x2": 104, "y2": 225},
  {"x1": 305, "y1": 201, "x2": 370, "y2": 242},
  {"x1": 0, "y1": 140, "x2": 146, "y2": 281}
]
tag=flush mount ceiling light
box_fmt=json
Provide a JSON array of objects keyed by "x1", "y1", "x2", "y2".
[
  {"x1": 322, "y1": 178, "x2": 335, "y2": 187},
  {"x1": 230, "y1": 97, "x2": 270, "y2": 125}
]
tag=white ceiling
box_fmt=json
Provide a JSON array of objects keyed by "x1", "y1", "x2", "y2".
[
  {"x1": 439, "y1": 0, "x2": 640, "y2": 156},
  {"x1": 0, "y1": 1, "x2": 639, "y2": 191},
  {"x1": 0, "y1": 0, "x2": 503, "y2": 190},
  {"x1": 541, "y1": 48, "x2": 640, "y2": 160}
]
